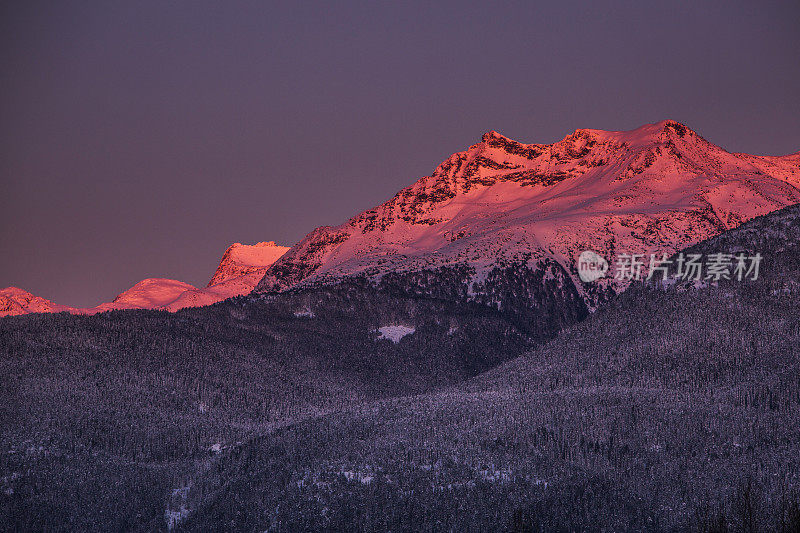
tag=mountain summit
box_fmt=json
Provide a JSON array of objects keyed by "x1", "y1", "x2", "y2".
[
  {"x1": 255, "y1": 120, "x2": 800, "y2": 305},
  {"x1": 208, "y1": 242, "x2": 290, "y2": 287}
]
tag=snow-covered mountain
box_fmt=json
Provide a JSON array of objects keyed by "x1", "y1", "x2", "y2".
[
  {"x1": 0, "y1": 280, "x2": 198, "y2": 316},
  {"x1": 4, "y1": 120, "x2": 798, "y2": 319},
  {"x1": 0, "y1": 241, "x2": 288, "y2": 316},
  {"x1": 0, "y1": 287, "x2": 74, "y2": 316},
  {"x1": 255, "y1": 120, "x2": 800, "y2": 307},
  {"x1": 208, "y1": 242, "x2": 290, "y2": 286},
  {"x1": 107, "y1": 278, "x2": 197, "y2": 309}
]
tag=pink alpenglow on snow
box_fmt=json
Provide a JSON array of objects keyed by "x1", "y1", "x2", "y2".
[
  {"x1": 105, "y1": 278, "x2": 198, "y2": 309},
  {"x1": 160, "y1": 241, "x2": 291, "y2": 312},
  {"x1": 0, "y1": 241, "x2": 289, "y2": 317},
  {"x1": 207, "y1": 242, "x2": 290, "y2": 286},
  {"x1": 0, "y1": 287, "x2": 73, "y2": 316},
  {"x1": 4, "y1": 121, "x2": 800, "y2": 317},
  {"x1": 255, "y1": 121, "x2": 800, "y2": 302},
  {"x1": 0, "y1": 279, "x2": 198, "y2": 316}
]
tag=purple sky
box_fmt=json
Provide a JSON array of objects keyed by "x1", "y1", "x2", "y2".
[{"x1": 2, "y1": 0, "x2": 799, "y2": 307}]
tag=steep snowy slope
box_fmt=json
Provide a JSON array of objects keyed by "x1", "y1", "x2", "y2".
[
  {"x1": 161, "y1": 270, "x2": 270, "y2": 311},
  {"x1": 256, "y1": 121, "x2": 800, "y2": 306},
  {"x1": 208, "y1": 241, "x2": 289, "y2": 286},
  {"x1": 158, "y1": 241, "x2": 290, "y2": 312}
]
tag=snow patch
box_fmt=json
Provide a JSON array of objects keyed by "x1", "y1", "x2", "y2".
[
  {"x1": 376, "y1": 325, "x2": 416, "y2": 343},
  {"x1": 165, "y1": 508, "x2": 190, "y2": 531},
  {"x1": 341, "y1": 470, "x2": 374, "y2": 485},
  {"x1": 165, "y1": 483, "x2": 192, "y2": 530}
]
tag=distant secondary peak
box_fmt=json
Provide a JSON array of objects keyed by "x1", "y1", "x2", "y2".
[
  {"x1": 1, "y1": 286, "x2": 35, "y2": 297},
  {"x1": 208, "y1": 240, "x2": 290, "y2": 287}
]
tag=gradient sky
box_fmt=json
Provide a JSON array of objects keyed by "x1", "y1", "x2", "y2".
[{"x1": 2, "y1": 0, "x2": 799, "y2": 307}]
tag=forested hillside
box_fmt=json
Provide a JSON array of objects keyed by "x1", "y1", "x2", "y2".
[
  {"x1": 179, "y1": 205, "x2": 800, "y2": 532},
  {"x1": 2, "y1": 205, "x2": 799, "y2": 531},
  {"x1": 0, "y1": 283, "x2": 531, "y2": 531}
]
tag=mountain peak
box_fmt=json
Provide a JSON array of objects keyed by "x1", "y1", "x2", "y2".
[
  {"x1": 615, "y1": 119, "x2": 699, "y2": 144},
  {"x1": 255, "y1": 120, "x2": 800, "y2": 296},
  {"x1": 0, "y1": 286, "x2": 65, "y2": 316},
  {"x1": 481, "y1": 130, "x2": 515, "y2": 144},
  {"x1": 110, "y1": 278, "x2": 196, "y2": 307},
  {"x1": 655, "y1": 119, "x2": 698, "y2": 141},
  {"x1": 477, "y1": 121, "x2": 702, "y2": 162},
  {"x1": 207, "y1": 241, "x2": 289, "y2": 287}
]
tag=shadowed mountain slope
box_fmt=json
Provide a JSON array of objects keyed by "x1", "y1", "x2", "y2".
[{"x1": 182, "y1": 204, "x2": 800, "y2": 532}]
